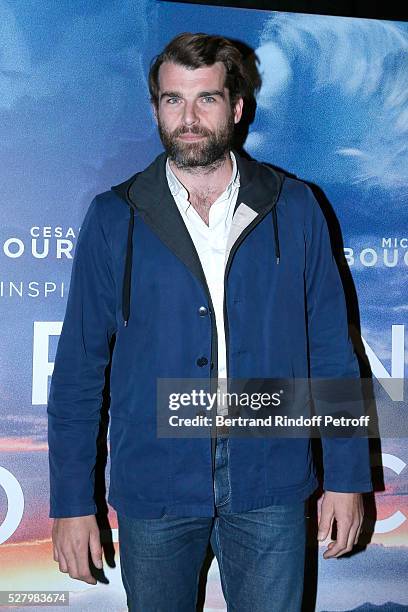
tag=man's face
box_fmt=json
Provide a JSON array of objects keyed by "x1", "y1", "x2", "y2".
[{"x1": 153, "y1": 61, "x2": 243, "y2": 168}]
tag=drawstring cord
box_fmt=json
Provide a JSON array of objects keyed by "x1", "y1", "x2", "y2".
[
  {"x1": 122, "y1": 206, "x2": 134, "y2": 326},
  {"x1": 272, "y1": 206, "x2": 280, "y2": 264}
]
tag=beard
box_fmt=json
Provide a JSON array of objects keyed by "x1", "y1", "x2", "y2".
[{"x1": 157, "y1": 112, "x2": 235, "y2": 169}]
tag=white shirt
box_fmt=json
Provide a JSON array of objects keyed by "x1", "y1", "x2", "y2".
[{"x1": 166, "y1": 152, "x2": 240, "y2": 394}]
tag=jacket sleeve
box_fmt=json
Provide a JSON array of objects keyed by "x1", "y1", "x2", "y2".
[
  {"x1": 47, "y1": 196, "x2": 117, "y2": 518},
  {"x1": 304, "y1": 185, "x2": 373, "y2": 493}
]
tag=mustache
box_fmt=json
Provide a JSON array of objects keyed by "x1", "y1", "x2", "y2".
[{"x1": 172, "y1": 126, "x2": 212, "y2": 137}]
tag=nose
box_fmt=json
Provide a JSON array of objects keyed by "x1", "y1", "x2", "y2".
[{"x1": 182, "y1": 100, "x2": 199, "y2": 127}]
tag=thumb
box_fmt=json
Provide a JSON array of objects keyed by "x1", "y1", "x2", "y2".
[{"x1": 89, "y1": 528, "x2": 103, "y2": 569}]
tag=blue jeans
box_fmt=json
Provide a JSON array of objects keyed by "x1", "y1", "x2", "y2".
[{"x1": 117, "y1": 437, "x2": 306, "y2": 611}]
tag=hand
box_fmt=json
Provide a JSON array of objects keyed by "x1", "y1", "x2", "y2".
[
  {"x1": 317, "y1": 491, "x2": 363, "y2": 559},
  {"x1": 52, "y1": 515, "x2": 103, "y2": 584}
]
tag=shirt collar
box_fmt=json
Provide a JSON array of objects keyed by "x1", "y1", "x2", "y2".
[{"x1": 166, "y1": 151, "x2": 240, "y2": 212}]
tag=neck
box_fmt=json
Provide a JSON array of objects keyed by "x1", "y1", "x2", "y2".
[{"x1": 169, "y1": 152, "x2": 233, "y2": 194}]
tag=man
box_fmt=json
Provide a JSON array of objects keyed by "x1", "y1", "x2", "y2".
[{"x1": 48, "y1": 33, "x2": 372, "y2": 611}]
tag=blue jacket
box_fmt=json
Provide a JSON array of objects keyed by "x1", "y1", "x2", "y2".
[{"x1": 47, "y1": 151, "x2": 373, "y2": 518}]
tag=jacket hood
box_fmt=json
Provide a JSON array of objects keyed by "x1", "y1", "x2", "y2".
[{"x1": 111, "y1": 150, "x2": 284, "y2": 326}]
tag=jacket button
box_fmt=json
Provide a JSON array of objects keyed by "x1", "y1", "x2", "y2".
[
  {"x1": 196, "y1": 357, "x2": 208, "y2": 367},
  {"x1": 198, "y1": 306, "x2": 208, "y2": 316}
]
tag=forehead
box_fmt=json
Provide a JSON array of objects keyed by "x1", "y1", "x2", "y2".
[{"x1": 158, "y1": 61, "x2": 227, "y2": 93}]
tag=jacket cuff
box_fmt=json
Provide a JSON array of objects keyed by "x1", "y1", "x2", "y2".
[
  {"x1": 49, "y1": 503, "x2": 97, "y2": 519},
  {"x1": 323, "y1": 479, "x2": 373, "y2": 493}
]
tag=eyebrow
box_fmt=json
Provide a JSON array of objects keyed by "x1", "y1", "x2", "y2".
[{"x1": 160, "y1": 90, "x2": 225, "y2": 101}]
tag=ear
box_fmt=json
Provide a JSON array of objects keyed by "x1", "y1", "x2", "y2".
[
  {"x1": 233, "y1": 97, "x2": 244, "y2": 124},
  {"x1": 151, "y1": 102, "x2": 158, "y2": 125}
]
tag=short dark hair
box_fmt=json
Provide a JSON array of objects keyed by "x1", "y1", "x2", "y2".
[{"x1": 148, "y1": 32, "x2": 248, "y2": 109}]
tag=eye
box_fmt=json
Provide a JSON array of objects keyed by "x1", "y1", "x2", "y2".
[
  {"x1": 202, "y1": 96, "x2": 216, "y2": 103},
  {"x1": 166, "y1": 97, "x2": 180, "y2": 104}
]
